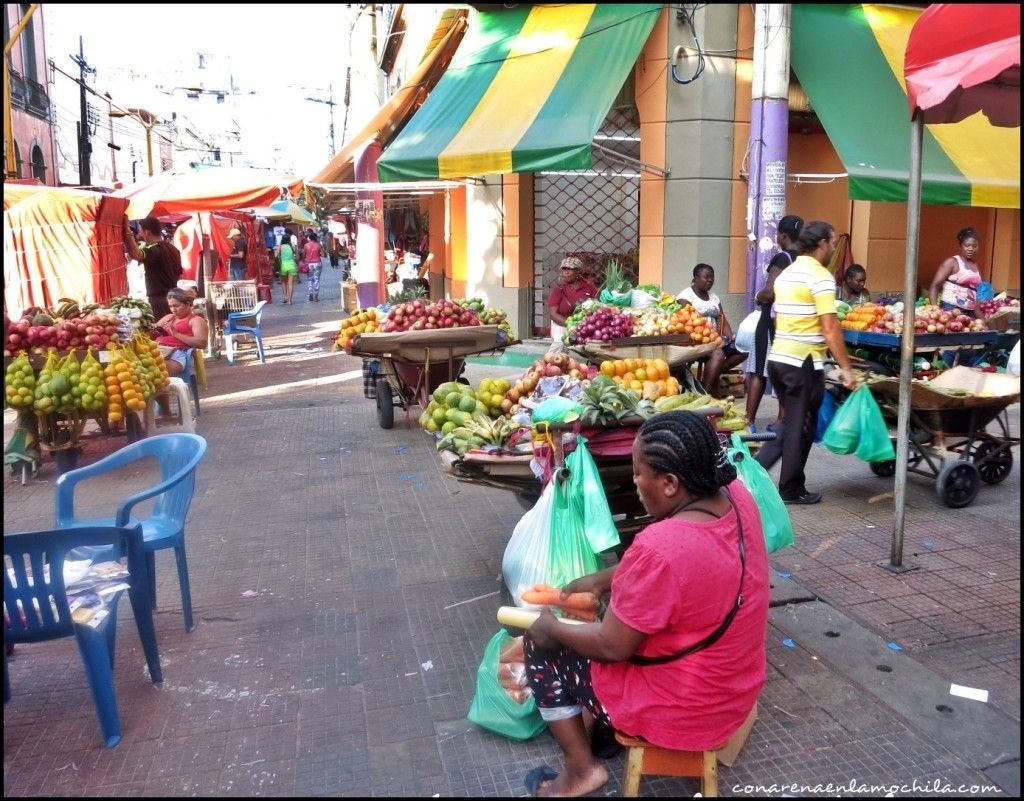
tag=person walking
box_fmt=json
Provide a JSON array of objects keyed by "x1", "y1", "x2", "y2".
[
  {"x1": 302, "y1": 232, "x2": 324, "y2": 302},
  {"x1": 227, "y1": 227, "x2": 248, "y2": 281},
  {"x1": 276, "y1": 234, "x2": 299, "y2": 305},
  {"x1": 745, "y1": 214, "x2": 803, "y2": 430},
  {"x1": 754, "y1": 220, "x2": 856, "y2": 505},
  {"x1": 122, "y1": 215, "x2": 183, "y2": 320}
]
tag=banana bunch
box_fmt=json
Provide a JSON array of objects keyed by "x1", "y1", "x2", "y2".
[
  {"x1": 438, "y1": 414, "x2": 520, "y2": 455},
  {"x1": 653, "y1": 391, "x2": 749, "y2": 431},
  {"x1": 50, "y1": 297, "x2": 82, "y2": 320}
]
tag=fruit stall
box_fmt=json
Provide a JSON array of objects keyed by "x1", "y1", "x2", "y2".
[
  {"x1": 4, "y1": 298, "x2": 171, "y2": 478},
  {"x1": 335, "y1": 296, "x2": 520, "y2": 430}
]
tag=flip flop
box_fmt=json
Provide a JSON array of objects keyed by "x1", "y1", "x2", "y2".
[{"x1": 523, "y1": 764, "x2": 559, "y2": 796}]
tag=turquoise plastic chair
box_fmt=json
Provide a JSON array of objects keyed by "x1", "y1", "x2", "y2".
[
  {"x1": 223, "y1": 300, "x2": 267, "y2": 364},
  {"x1": 54, "y1": 433, "x2": 208, "y2": 632},
  {"x1": 3, "y1": 524, "x2": 163, "y2": 747}
]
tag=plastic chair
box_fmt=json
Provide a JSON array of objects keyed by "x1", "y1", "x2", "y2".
[
  {"x1": 3, "y1": 524, "x2": 163, "y2": 748},
  {"x1": 223, "y1": 300, "x2": 268, "y2": 365},
  {"x1": 54, "y1": 433, "x2": 208, "y2": 632}
]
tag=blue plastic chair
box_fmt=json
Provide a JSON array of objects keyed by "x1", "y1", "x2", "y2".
[
  {"x1": 54, "y1": 433, "x2": 208, "y2": 632},
  {"x1": 179, "y1": 348, "x2": 201, "y2": 419},
  {"x1": 223, "y1": 300, "x2": 268, "y2": 365},
  {"x1": 3, "y1": 524, "x2": 163, "y2": 748}
]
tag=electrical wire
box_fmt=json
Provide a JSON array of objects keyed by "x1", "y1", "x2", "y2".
[{"x1": 671, "y1": 4, "x2": 707, "y2": 85}]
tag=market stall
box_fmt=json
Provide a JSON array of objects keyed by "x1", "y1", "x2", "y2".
[{"x1": 4, "y1": 301, "x2": 171, "y2": 476}]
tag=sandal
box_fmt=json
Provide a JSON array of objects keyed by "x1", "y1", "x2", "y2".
[{"x1": 523, "y1": 765, "x2": 558, "y2": 797}]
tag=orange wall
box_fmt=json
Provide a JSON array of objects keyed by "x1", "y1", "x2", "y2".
[
  {"x1": 500, "y1": 172, "x2": 534, "y2": 289},
  {"x1": 448, "y1": 186, "x2": 468, "y2": 299},
  {"x1": 636, "y1": 8, "x2": 668, "y2": 286}
]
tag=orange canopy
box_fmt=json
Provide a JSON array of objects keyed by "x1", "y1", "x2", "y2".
[
  {"x1": 309, "y1": 13, "x2": 467, "y2": 184},
  {"x1": 3, "y1": 184, "x2": 130, "y2": 320},
  {"x1": 114, "y1": 167, "x2": 304, "y2": 220}
]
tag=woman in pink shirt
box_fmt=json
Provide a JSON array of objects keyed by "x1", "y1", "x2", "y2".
[
  {"x1": 523, "y1": 411, "x2": 770, "y2": 797},
  {"x1": 302, "y1": 232, "x2": 324, "y2": 303}
]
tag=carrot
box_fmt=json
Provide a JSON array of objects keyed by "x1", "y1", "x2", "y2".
[{"x1": 521, "y1": 584, "x2": 599, "y2": 620}]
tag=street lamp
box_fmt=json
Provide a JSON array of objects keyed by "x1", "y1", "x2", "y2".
[{"x1": 109, "y1": 107, "x2": 160, "y2": 176}]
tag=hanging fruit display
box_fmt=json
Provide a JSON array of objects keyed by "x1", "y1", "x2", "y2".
[
  {"x1": 335, "y1": 308, "x2": 380, "y2": 351},
  {"x1": 4, "y1": 353, "x2": 36, "y2": 409}
]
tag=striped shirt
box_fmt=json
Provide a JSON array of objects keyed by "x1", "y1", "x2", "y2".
[{"x1": 768, "y1": 254, "x2": 837, "y2": 369}]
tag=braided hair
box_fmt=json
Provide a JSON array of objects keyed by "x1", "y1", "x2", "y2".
[{"x1": 636, "y1": 411, "x2": 736, "y2": 497}]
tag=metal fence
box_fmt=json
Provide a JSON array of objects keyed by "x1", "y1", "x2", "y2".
[{"x1": 531, "y1": 104, "x2": 641, "y2": 336}]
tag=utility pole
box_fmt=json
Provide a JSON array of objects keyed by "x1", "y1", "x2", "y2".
[
  {"x1": 71, "y1": 36, "x2": 96, "y2": 186},
  {"x1": 303, "y1": 85, "x2": 337, "y2": 158}
]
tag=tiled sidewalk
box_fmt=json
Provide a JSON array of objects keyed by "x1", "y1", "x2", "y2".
[{"x1": 3, "y1": 280, "x2": 1019, "y2": 796}]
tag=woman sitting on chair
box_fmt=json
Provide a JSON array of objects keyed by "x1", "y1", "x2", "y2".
[
  {"x1": 521, "y1": 412, "x2": 770, "y2": 797},
  {"x1": 153, "y1": 288, "x2": 209, "y2": 378}
]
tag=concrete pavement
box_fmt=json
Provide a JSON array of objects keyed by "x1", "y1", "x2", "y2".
[{"x1": 3, "y1": 276, "x2": 1019, "y2": 796}]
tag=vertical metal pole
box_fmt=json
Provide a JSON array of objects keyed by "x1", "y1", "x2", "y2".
[
  {"x1": 892, "y1": 112, "x2": 924, "y2": 568},
  {"x1": 145, "y1": 122, "x2": 154, "y2": 176},
  {"x1": 78, "y1": 37, "x2": 92, "y2": 186},
  {"x1": 198, "y1": 215, "x2": 218, "y2": 357},
  {"x1": 328, "y1": 83, "x2": 336, "y2": 155}
]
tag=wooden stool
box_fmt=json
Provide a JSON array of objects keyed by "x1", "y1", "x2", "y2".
[{"x1": 614, "y1": 703, "x2": 757, "y2": 797}]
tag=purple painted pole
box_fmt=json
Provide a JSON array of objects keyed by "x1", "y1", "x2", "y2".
[
  {"x1": 353, "y1": 139, "x2": 385, "y2": 308},
  {"x1": 745, "y1": 4, "x2": 791, "y2": 313},
  {"x1": 745, "y1": 100, "x2": 790, "y2": 313}
]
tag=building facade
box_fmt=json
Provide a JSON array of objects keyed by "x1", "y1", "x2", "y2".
[{"x1": 4, "y1": 4, "x2": 58, "y2": 184}]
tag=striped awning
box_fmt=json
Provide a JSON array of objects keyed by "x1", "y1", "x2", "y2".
[
  {"x1": 376, "y1": 4, "x2": 661, "y2": 181},
  {"x1": 791, "y1": 4, "x2": 1020, "y2": 208}
]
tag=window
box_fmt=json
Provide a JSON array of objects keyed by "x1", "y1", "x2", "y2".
[
  {"x1": 19, "y1": 4, "x2": 37, "y2": 81},
  {"x1": 31, "y1": 143, "x2": 46, "y2": 182}
]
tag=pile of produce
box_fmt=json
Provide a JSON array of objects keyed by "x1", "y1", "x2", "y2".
[
  {"x1": 597, "y1": 357, "x2": 680, "y2": 401},
  {"x1": 978, "y1": 296, "x2": 1020, "y2": 319},
  {"x1": 108, "y1": 296, "x2": 156, "y2": 331},
  {"x1": 843, "y1": 303, "x2": 988, "y2": 335},
  {"x1": 335, "y1": 308, "x2": 380, "y2": 351},
  {"x1": 502, "y1": 352, "x2": 590, "y2": 408},
  {"x1": 565, "y1": 305, "x2": 634, "y2": 344},
  {"x1": 667, "y1": 305, "x2": 722, "y2": 345},
  {"x1": 577, "y1": 375, "x2": 655, "y2": 425},
  {"x1": 4, "y1": 353, "x2": 36, "y2": 409},
  {"x1": 417, "y1": 380, "x2": 520, "y2": 454},
  {"x1": 653, "y1": 391, "x2": 748, "y2": 431},
  {"x1": 380, "y1": 298, "x2": 479, "y2": 333},
  {"x1": 5, "y1": 302, "x2": 123, "y2": 356},
  {"x1": 458, "y1": 298, "x2": 515, "y2": 340}
]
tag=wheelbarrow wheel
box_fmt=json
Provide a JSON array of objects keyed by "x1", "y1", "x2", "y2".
[
  {"x1": 376, "y1": 378, "x2": 395, "y2": 429},
  {"x1": 972, "y1": 440, "x2": 1013, "y2": 485},
  {"x1": 936, "y1": 459, "x2": 980, "y2": 508}
]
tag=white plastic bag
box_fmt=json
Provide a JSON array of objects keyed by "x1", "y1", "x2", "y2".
[
  {"x1": 501, "y1": 481, "x2": 556, "y2": 607},
  {"x1": 629, "y1": 288, "x2": 658, "y2": 309},
  {"x1": 734, "y1": 310, "x2": 760, "y2": 354},
  {"x1": 1008, "y1": 339, "x2": 1020, "y2": 376}
]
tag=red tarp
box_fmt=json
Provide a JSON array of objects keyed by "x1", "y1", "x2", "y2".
[
  {"x1": 3, "y1": 184, "x2": 130, "y2": 321},
  {"x1": 905, "y1": 4, "x2": 1021, "y2": 126},
  {"x1": 114, "y1": 167, "x2": 304, "y2": 220},
  {"x1": 170, "y1": 211, "x2": 270, "y2": 283}
]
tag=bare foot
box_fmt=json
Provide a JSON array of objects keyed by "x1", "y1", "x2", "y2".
[{"x1": 536, "y1": 762, "x2": 609, "y2": 797}]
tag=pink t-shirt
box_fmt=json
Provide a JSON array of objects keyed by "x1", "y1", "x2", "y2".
[{"x1": 592, "y1": 479, "x2": 769, "y2": 751}]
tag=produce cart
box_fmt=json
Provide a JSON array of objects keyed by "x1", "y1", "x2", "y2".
[
  {"x1": 349, "y1": 326, "x2": 518, "y2": 429},
  {"x1": 571, "y1": 334, "x2": 717, "y2": 393},
  {"x1": 827, "y1": 366, "x2": 1020, "y2": 508},
  {"x1": 842, "y1": 329, "x2": 999, "y2": 374},
  {"x1": 441, "y1": 408, "x2": 760, "y2": 542}
]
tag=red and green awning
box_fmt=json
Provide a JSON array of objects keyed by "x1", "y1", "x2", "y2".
[
  {"x1": 791, "y1": 4, "x2": 1019, "y2": 208},
  {"x1": 376, "y1": 4, "x2": 661, "y2": 182}
]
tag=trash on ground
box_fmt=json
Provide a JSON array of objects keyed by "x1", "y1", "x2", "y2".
[
  {"x1": 782, "y1": 638, "x2": 796, "y2": 648},
  {"x1": 949, "y1": 683, "x2": 989, "y2": 703},
  {"x1": 421, "y1": 660, "x2": 434, "y2": 671},
  {"x1": 241, "y1": 589, "x2": 258, "y2": 598},
  {"x1": 886, "y1": 641, "x2": 903, "y2": 651}
]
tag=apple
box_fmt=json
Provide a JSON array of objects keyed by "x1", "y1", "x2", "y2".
[{"x1": 927, "y1": 324, "x2": 937, "y2": 333}]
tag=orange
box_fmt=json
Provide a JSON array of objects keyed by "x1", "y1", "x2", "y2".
[
  {"x1": 635, "y1": 368, "x2": 647, "y2": 382},
  {"x1": 600, "y1": 361, "x2": 616, "y2": 376},
  {"x1": 622, "y1": 372, "x2": 635, "y2": 384},
  {"x1": 630, "y1": 380, "x2": 643, "y2": 391},
  {"x1": 615, "y1": 360, "x2": 627, "y2": 377}
]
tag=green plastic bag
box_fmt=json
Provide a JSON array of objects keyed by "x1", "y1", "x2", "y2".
[
  {"x1": 548, "y1": 438, "x2": 619, "y2": 585},
  {"x1": 468, "y1": 630, "x2": 546, "y2": 740},
  {"x1": 822, "y1": 385, "x2": 896, "y2": 463},
  {"x1": 598, "y1": 288, "x2": 632, "y2": 308},
  {"x1": 728, "y1": 434, "x2": 794, "y2": 553}
]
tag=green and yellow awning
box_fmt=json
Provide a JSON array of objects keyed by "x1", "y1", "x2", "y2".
[
  {"x1": 377, "y1": 4, "x2": 661, "y2": 182},
  {"x1": 791, "y1": 4, "x2": 1019, "y2": 208}
]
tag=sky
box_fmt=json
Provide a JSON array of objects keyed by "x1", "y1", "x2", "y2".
[{"x1": 43, "y1": 4, "x2": 384, "y2": 179}]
